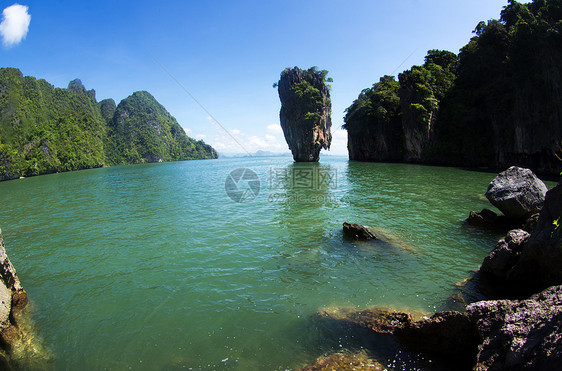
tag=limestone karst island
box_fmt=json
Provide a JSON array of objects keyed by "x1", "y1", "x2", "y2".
[{"x1": 0, "y1": 0, "x2": 561, "y2": 370}]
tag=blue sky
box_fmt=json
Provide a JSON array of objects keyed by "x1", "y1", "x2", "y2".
[{"x1": 1, "y1": 0, "x2": 513, "y2": 155}]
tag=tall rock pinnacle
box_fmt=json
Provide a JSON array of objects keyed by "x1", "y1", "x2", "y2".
[{"x1": 276, "y1": 67, "x2": 332, "y2": 162}]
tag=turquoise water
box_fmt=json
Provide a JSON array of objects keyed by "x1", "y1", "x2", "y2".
[{"x1": 0, "y1": 157, "x2": 549, "y2": 369}]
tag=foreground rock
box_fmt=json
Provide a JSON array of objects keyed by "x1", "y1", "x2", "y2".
[
  {"x1": 485, "y1": 166, "x2": 547, "y2": 220},
  {"x1": 480, "y1": 183, "x2": 562, "y2": 298},
  {"x1": 277, "y1": 67, "x2": 332, "y2": 162},
  {"x1": 342, "y1": 223, "x2": 376, "y2": 241},
  {"x1": 393, "y1": 285, "x2": 562, "y2": 370},
  {"x1": 468, "y1": 285, "x2": 562, "y2": 370},
  {"x1": 0, "y1": 229, "x2": 50, "y2": 369}
]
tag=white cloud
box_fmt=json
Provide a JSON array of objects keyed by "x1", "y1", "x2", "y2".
[
  {"x1": 0, "y1": 4, "x2": 31, "y2": 48},
  {"x1": 208, "y1": 126, "x2": 290, "y2": 154},
  {"x1": 183, "y1": 128, "x2": 193, "y2": 133},
  {"x1": 195, "y1": 133, "x2": 207, "y2": 139},
  {"x1": 326, "y1": 128, "x2": 348, "y2": 156},
  {"x1": 266, "y1": 124, "x2": 283, "y2": 134}
]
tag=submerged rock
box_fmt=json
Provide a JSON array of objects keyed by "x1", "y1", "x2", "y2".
[
  {"x1": 342, "y1": 223, "x2": 376, "y2": 241},
  {"x1": 277, "y1": 67, "x2": 332, "y2": 162},
  {"x1": 318, "y1": 306, "x2": 414, "y2": 335},
  {"x1": 485, "y1": 166, "x2": 547, "y2": 220},
  {"x1": 298, "y1": 352, "x2": 385, "y2": 371}
]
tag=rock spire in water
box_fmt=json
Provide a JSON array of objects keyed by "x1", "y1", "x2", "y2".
[{"x1": 276, "y1": 66, "x2": 332, "y2": 162}]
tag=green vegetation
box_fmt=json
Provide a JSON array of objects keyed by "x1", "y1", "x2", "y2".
[
  {"x1": 343, "y1": 75, "x2": 400, "y2": 133},
  {"x1": 278, "y1": 66, "x2": 332, "y2": 123},
  {"x1": 106, "y1": 91, "x2": 216, "y2": 165},
  {"x1": 344, "y1": 0, "x2": 562, "y2": 171},
  {"x1": 0, "y1": 68, "x2": 217, "y2": 180}
]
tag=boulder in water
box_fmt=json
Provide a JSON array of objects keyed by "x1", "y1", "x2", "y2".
[
  {"x1": 342, "y1": 222, "x2": 376, "y2": 241},
  {"x1": 485, "y1": 166, "x2": 547, "y2": 219}
]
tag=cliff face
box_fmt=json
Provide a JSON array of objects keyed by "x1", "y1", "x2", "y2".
[{"x1": 277, "y1": 67, "x2": 332, "y2": 162}]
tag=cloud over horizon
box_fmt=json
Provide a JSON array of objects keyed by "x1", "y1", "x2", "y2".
[{"x1": 0, "y1": 4, "x2": 31, "y2": 48}]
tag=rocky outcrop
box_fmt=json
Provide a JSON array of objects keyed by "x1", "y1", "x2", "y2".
[
  {"x1": 277, "y1": 67, "x2": 332, "y2": 162},
  {"x1": 342, "y1": 223, "x2": 376, "y2": 241},
  {"x1": 480, "y1": 229, "x2": 530, "y2": 281},
  {"x1": 468, "y1": 285, "x2": 562, "y2": 370},
  {"x1": 393, "y1": 285, "x2": 562, "y2": 370},
  {"x1": 485, "y1": 166, "x2": 548, "y2": 220},
  {"x1": 0, "y1": 229, "x2": 29, "y2": 367},
  {"x1": 479, "y1": 183, "x2": 562, "y2": 298}
]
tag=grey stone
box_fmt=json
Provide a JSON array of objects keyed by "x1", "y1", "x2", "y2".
[{"x1": 485, "y1": 166, "x2": 548, "y2": 219}]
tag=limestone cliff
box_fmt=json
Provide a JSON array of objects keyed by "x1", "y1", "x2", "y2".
[
  {"x1": 277, "y1": 67, "x2": 332, "y2": 162},
  {"x1": 344, "y1": 1, "x2": 562, "y2": 176},
  {"x1": 344, "y1": 76, "x2": 404, "y2": 162}
]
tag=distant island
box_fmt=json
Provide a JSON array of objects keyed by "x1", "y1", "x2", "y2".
[
  {"x1": 343, "y1": 0, "x2": 561, "y2": 176},
  {"x1": 0, "y1": 68, "x2": 217, "y2": 181},
  {"x1": 218, "y1": 150, "x2": 292, "y2": 158}
]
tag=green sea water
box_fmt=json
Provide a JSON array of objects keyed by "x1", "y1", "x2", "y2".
[{"x1": 0, "y1": 157, "x2": 554, "y2": 370}]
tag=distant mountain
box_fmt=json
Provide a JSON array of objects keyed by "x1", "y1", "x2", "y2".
[
  {"x1": 0, "y1": 68, "x2": 217, "y2": 181},
  {"x1": 106, "y1": 91, "x2": 216, "y2": 164}
]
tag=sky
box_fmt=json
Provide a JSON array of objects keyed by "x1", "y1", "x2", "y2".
[{"x1": 1, "y1": 0, "x2": 515, "y2": 156}]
